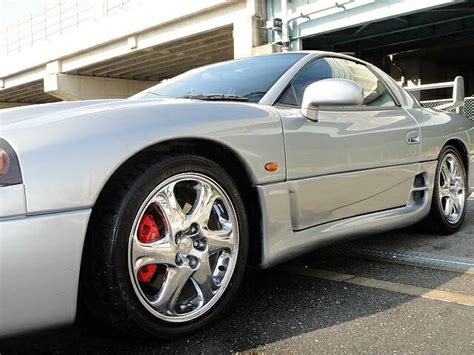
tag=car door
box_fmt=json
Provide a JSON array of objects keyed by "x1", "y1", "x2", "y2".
[{"x1": 275, "y1": 56, "x2": 421, "y2": 230}]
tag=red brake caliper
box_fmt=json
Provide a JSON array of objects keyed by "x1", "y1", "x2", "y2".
[{"x1": 137, "y1": 214, "x2": 160, "y2": 283}]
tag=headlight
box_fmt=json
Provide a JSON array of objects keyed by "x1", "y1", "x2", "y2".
[{"x1": 0, "y1": 139, "x2": 22, "y2": 186}]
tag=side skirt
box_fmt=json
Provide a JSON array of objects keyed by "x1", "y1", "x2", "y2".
[{"x1": 258, "y1": 161, "x2": 437, "y2": 269}]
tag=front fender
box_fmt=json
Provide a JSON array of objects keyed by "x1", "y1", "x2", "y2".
[{"x1": 3, "y1": 99, "x2": 285, "y2": 214}]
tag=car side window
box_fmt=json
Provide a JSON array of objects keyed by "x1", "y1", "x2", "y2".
[{"x1": 278, "y1": 57, "x2": 396, "y2": 108}]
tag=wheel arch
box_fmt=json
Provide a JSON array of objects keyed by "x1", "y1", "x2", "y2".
[
  {"x1": 86, "y1": 138, "x2": 263, "y2": 266},
  {"x1": 442, "y1": 138, "x2": 469, "y2": 180}
]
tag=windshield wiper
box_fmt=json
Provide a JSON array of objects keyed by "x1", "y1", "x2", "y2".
[
  {"x1": 180, "y1": 94, "x2": 249, "y2": 102},
  {"x1": 243, "y1": 91, "x2": 267, "y2": 99}
]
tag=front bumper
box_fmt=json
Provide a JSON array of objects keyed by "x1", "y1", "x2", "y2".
[
  {"x1": 0, "y1": 184, "x2": 27, "y2": 218},
  {"x1": 0, "y1": 209, "x2": 91, "y2": 337}
]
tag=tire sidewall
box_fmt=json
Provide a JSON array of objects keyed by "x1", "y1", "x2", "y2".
[{"x1": 110, "y1": 156, "x2": 249, "y2": 337}]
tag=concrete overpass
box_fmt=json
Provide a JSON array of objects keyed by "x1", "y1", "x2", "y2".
[{"x1": 0, "y1": 0, "x2": 267, "y2": 107}]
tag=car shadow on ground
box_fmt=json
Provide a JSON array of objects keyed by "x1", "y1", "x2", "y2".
[
  {"x1": 1, "y1": 202, "x2": 472, "y2": 353},
  {"x1": 340, "y1": 201, "x2": 473, "y2": 259},
  {"x1": 0, "y1": 269, "x2": 412, "y2": 353},
  {"x1": 0, "y1": 259, "x2": 466, "y2": 353}
]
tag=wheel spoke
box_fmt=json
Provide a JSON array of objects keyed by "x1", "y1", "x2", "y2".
[
  {"x1": 439, "y1": 187, "x2": 451, "y2": 198},
  {"x1": 443, "y1": 197, "x2": 454, "y2": 216},
  {"x1": 131, "y1": 240, "x2": 176, "y2": 274},
  {"x1": 452, "y1": 161, "x2": 459, "y2": 178},
  {"x1": 441, "y1": 163, "x2": 451, "y2": 185},
  {"x1": 151, "y1": 266, "x2": 194, "y2": 315},
  {"x1": 447, "y1": 157, "x2": 456, "y2": 175},
  {"x1": 187, "y1": 181, "x2": 219, "y2": 227},
  {"x1": 154, "y1": 183, "x2": 186, "y2": 235},
  {"x1": 192, "y1": 253, "x2": 215, "y2": 303},
  {"x1": 453, "y1": 195, "x2": 462, "y2": 212},
  {"x1": 204, "y1": 222, "x2": 234, "y2": 254}
]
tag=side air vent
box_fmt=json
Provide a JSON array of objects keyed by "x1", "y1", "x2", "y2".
[{"x1": 411, "y1": 173, "x2": 428, "y2": 205}]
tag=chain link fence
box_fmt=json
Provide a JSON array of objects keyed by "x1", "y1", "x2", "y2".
[{"x1": 421, "y1": 96, "x2": 474, "y2": 119}]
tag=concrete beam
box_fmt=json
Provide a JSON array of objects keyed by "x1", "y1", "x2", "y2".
[
  {"x1": 0, "y1": 102, "x2": 33, "y2": 109},
  {"x1": 44, "y1": 74, "x2": 156, "y2": 101},
  {"x1": 252, "y1": 43, "x2": 282, "y2": 56}
]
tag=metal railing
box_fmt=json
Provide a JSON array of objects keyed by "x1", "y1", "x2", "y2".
[
  {"x1": 0, "y1": 0, "x2": 133, "y2": 56},
  {"x1": 405, "y1": 76, "x2": 464, "y2": 111}
]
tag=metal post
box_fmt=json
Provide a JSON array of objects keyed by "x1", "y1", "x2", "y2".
[
  {"x1": 281, "y1": 0, "x2": 355, "y2": 52},
  {"x1": 281, "y1": 0, "x2": 289, "y2": 51}
]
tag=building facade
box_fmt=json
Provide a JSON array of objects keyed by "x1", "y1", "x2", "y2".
[{"x1": 1, "y1": 0, "x2": 473, "y2": 110}]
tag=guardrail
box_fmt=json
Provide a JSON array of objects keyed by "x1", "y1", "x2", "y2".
[{"x1": 0, "y1": 0, "x2": 133, "y2": 56}]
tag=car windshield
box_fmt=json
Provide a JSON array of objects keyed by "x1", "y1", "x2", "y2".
[{"x1": 133, "y1": 53, "x2": 306, "y2": 103}]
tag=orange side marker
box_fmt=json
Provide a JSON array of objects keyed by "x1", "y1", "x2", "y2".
[{"x1": 265, "y1": 162, "x2": 279, "y2": 172}]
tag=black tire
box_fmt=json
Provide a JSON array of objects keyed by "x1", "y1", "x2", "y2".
[
  {"x1": 424, "y1": 145, "x2": 467, "y2": 235},
  {"x1": 81, "y1": 154, "x2": 249, "y2": 338}
]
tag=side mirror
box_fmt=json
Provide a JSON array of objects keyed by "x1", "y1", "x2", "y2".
[{"x1": 301, "y1": 78, "x2": 364, "y2": 121}]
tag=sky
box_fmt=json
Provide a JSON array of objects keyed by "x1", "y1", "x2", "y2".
[{"x1": 0, "y1": 0, "x2": 50, "y2": 28}]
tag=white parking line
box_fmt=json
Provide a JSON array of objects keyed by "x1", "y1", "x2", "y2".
[{"x1": 280, "y1": 266, "x2": 474, "y2": 307}]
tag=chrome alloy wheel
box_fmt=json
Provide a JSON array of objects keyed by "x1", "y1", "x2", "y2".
[
  {"x1": 438, "y1": 153, "x2": 466, "y2": 224},
  {"x1": 128, "y1": 173, "x2": 239, "y2": 323}
]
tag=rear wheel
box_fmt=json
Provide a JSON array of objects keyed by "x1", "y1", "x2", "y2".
[
  {"x1": 82, "y1": 155, "x2": 248, "y2": 338},
  {"x1": 425, "y1": 146, "x2": 467, "y2": 234}
]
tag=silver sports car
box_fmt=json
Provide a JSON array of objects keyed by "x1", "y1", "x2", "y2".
[{"x1": 1, "y1": 51, "x2": 473, "y2": 338}]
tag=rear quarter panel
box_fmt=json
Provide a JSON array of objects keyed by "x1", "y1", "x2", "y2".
[
  {"x1": 407, "y1": 107, "x2": 474, "y2": 193},
  {"x1": 407, "y1": 108, "x2": 473, "y2": 158}
]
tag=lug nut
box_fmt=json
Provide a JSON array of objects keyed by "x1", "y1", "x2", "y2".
[{"x1": 187, "y1": 256, "x2": 199, "y2": 268}]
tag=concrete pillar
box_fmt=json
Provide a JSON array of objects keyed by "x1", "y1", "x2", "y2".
[
  {"x1": 233, "y1": 0, "x2": 267, "y2": 58},
  {"x1": 44, "y1": 73, "x2": 157, "y2": 101}
]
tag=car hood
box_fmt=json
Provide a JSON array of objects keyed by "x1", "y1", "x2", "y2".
[{"x1": 0, "y1": 99, "x2": 145, "y2": 128}]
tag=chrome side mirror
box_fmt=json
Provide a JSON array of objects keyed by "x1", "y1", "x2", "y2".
[{"x1": 301, "y1": 78, "x2": 364, "y2": 121}]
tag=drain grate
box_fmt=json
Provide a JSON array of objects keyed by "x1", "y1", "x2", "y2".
[{"x1": 324, "y1": 244, "x2": 474, "y2": 274}]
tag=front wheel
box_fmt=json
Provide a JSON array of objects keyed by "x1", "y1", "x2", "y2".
[
  {"x1": 82, "y1": 155, "x2": 249, "y2": 338},
  {"x1": 425, "y1": 146, "x2": 467, "y2": 234}
]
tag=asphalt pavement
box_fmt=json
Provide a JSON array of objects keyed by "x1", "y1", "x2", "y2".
[{"x1": 1, "y1": 201, "x2": 473, "y2": 354}]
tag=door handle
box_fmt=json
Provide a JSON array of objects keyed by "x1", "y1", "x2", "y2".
[{"x1": 406, "y1": 131, "x2": 420, "y2": 145}]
